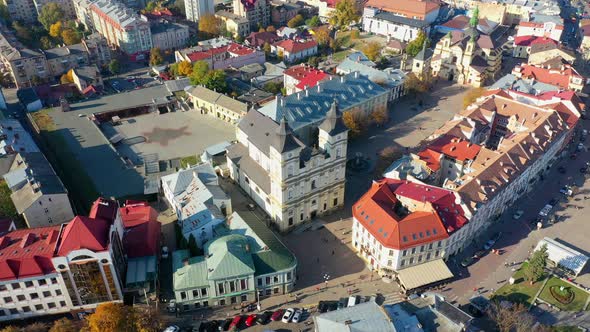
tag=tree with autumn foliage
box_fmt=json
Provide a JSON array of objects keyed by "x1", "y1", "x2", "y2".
[
  {"x1": 149, "y1": 47, "x2": 164, "y2": 66},
  {"x1": 487, "y1": 301, "x2": 536, "y2": 332},
  {"x1": 49, "y1": 21, "x2": 63, "y2": 38},
  {"x1": 62, "y1": 28, "x2": 81, "y2": 45},
  {"x1": 370, "y1": 107, "x2": 388, "y2": 126},
  {"x1": 342, "y1": 109, "x2": 368, "y2": 138},
  {"x1": 177, "y1": 60, "x2": 193, "y2": 76},
  {"x1": 362, "y1": 41, "x2": 381, "y2": 61},
  {"x1": 86, "y1": 303, "x2": 162, "y2": 332},
  {"x1": 328, "y1": 0, "x2": 359, "y2": 29},
  {"x1": 60, "y1": 69, "x2": 74, "y2": 84},
  {"x1": 312, "y1": 26, "x2": 331, "y2": 48},
  {"x1": 198, "y1": 14, "x2": 221, "y2": 38},
  {"x1": 462, "y1": 87, "x2": 485, "y2": 108},
  {"x1": 49, "y1": 318, "x2": 80, "y2": 332}
]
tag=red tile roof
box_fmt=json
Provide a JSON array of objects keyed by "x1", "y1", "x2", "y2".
[
  {"x1": 424, "y1": 134, "x2": 481, "y2": 162},
  {"x1": 519, "y1": 21, "x2": 564, "y2": 30},
  {"x1": 124, "y1": 220, "x2": 161, "y2": 258},
  {"x1": 353, "y1": 179, "x2": 468, "y2": 250},
  {"x1": 120, "y1": 202, "x2": 158, "y2": 228},
  {"x1": 514, "y1": 35, "x2": 558, "y2": 47},
  {"x1": 88, "y1": 197, "x2": 118, "y2": 223},
  {"x1": 57, "y1": 216, "x2": 109, "y2": 256},
  {"x1": 0, "y1": 226, "x2": 61, "y2": 280},
  {"x1": 417, "y1": 148, "x2": 442, "y2": 171},
  {"x1": 246, "y1": 31, "x2": 280, "y2": 47},
  {"x1": 365, "y1": 0, "x2": 440, "y2": 17},
  {"x1": 185, "y1": 43, "x2": 255, "y2": 62},
  {"x1": 284, "y1": 64, "x2": 329, "y2": 90},
  {"x1": 516, "y1": 64, "x2": 583, "y2": 90},
  {"x1": 274, "y1": 39, "x2": 317, "y2": 54}
]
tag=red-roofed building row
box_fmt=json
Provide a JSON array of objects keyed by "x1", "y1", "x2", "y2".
[
  {"x1": 174, "y1": 42, "x2": 265, "y2": 70},
  {"x1": 0, "y1": 198, "x2": 161, "y2": 323},
  {"x1": 352, "y1": 179, "x2": 469, "y2": 275},
  {"x1": 272, "y1": 39, "x2": 318, "y2": 63},
  {"x1": 512, "y1": 62, "x2": 587, "y2": 92},
  {"x1": 283, "y1": 64, "x2": 330, "y2": 95},
  {"x1": 512, "y1": 36, "x2": 557, "y2": 58}
]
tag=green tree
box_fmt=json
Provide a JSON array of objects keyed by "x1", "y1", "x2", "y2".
[
  {"x1": 405, "y1": 30, "x2": 430, "y2": 57},
  {"x1": 108, "y1": 59, "x2": 121, "y2": 75},
  {"x1": 40, "y1": 36, "x2": 54, "y2": 49},
  {"x1": 145, "y1": 0, "x2": 157, "y2": 12},
  {"x1": 61, "y1": 28, "x2": 81, "y2": 45},
  {"x1": 169, "y1": 63, "x2": 179, "y2": 77},
  {"x1": 328, "y1": 0, "x2": 359, "y2": 29},
  {"x1": 524, "y1": 244, "x2": 548, "y2": 284},
  {"x1": 0, "y1": 3, "x2": 9, "y2": 21},
  {"x1": 189, "y1": 60, "x2": 209, "y2": 85},
  {"x1": 170, "y1": 0, "x2": 185, "y2": 16},
  {"x1": 362, "y1": 41, "x2": 381, "y2": 61},
  {"x1": 235, "y1": 34, "x2": 244, "y2": 43},
  {"x1": 263, "y1": 82, "x2": 282, "y2": 94},
  {"x1": 287, "y1": 14, "x2": 304, "y2": 28},
  {"x1": 306, "y1": 15, "x2": 321, "y2": 27},
  {"x1": 38, "y1": 2, "x2": 64, "y2": 30},
  {"x1": 203, "y1": 69, "x2": 227, "y2": 92},
  {"x1": 149, "y1": 47, "x2": 164, "y2": 66},
  {"x1": 308, "y1": 56, "x2": 320, "y2": 67}
]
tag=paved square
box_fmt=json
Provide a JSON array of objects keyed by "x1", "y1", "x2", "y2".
[{"x1": 101, "y1": 111, "x2": 235, "y2": 164}]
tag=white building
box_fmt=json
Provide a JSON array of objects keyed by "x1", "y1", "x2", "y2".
[
  {"x1": 185, "y1": 0, "x2": 214, "y2": 22},
  {"x1": 150, "y1": 20, "x2": 190, "y2": 51},
  {"x1": 362, "y1": 7, "x2": 430, "y2": 42},
  {"x1": 161, "y1": 163, "x2": 232, "y2": 247},
  {"x1": 272, "y1": 39, "x2": 318, "y2": 63},
  {"x1": 516, "y1": 14, "x2": 564, "y2": 42},
  {"x1": 0, "y1": 198, "x2": 126, "y2": 322},
  {"x1": 226, "y1": 104, "x2": 348, "y2": 232}
]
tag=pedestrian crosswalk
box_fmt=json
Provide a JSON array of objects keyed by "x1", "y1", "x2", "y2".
[{"x1": 381, "y1": 291, "x2": 406, "y2": 305}]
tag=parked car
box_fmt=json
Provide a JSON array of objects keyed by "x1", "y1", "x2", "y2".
[
  {"x1": 245, "y1": 314, "x2": 257, "y2": 327},
  {"x1": 461, "y1": 256, "x2": 475, "y2": 267},
  {"x1": 483, "y1": 239, "x2": 496, "y2": 250},
  {"x1": 539, "y1": 204, "x2": 553, "y2": 217},
  {"x1": 512, "y1": 210, "x2": 524, "y2": 219},
  {"x1": 292, "y1": 310, "x2": 302, "y2": 323},
  {"x1": 282, "y1": 308, "x2": 295, "y2": 323},
  {"x1": 228, "y1": 316, "x2": 242, "y2": 330},
  {"x1": 337, "y1": 297, "x2": 348, "y2": 310},
  {"x1": 473, "y1": 250, "x2": 487, "y2": 259},
  {"x1": 318, "y1": 301, "x2": 339, "y2": 313},
  {"x1": 163, "y1": 326, "x2": 179, "y2": 332},
  {"x1": 271, "y1": 309, "x2": 284, "y2": 321},
  {"x1": 220, "y1": 318, "x2": 232, "y2": 331},
  {"x1": 257, "y1": 311, "x2": 273, "y2": 324},
  {"x1": 578, "y1": 143, "x2": 585, "y2": 151},
  {"x1": 198, "y1": 321, "x2": 219, "y2": 332},
  {"x1": 166, "y1": 300, "x2": 176, "y2": 313},
  {"x1": 560, "y1": 185, "x2": 573, "y2": 196}
]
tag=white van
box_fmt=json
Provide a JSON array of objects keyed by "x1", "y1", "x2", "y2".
[{"x1": 347, "y1": 296, "x2": 358, "y2": 307}]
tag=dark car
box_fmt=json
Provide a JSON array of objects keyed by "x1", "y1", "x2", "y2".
[
  {"x1": 319, "y1": 301, "x2": 339, "y2": 313},
  {"x1": 473, "y1": 250, "x2": 487, "y2": 259},
  {"x1": 220, "y1": 318, "x2": 232, "y2": 331},
  {"x1": 549, "y1": 198, "x2": 559, "y2": 206},
  {"x1": 461, "y1": 256, "x2": 475, "y2": 267},
  {"x1": 270, "y1": 309, "x2": 284, "y2": 321},
  {"x1": 337, "y1": 297, "x2": 348, "y2": 309},
  {"x1": 198, "y1": 321, "x2": 219, "y2": 332},
  {"x1": 257, "y1": 311, "x2": 273, "y2": 324}
]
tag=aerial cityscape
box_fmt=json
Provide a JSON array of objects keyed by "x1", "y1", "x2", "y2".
[{"x1": 0, "y1": 0, "x2": 587, "y2": 330}]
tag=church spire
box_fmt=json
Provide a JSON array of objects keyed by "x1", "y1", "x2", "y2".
[{"x1": 470, "y1": 6, "x2": 479, "y2": 28}]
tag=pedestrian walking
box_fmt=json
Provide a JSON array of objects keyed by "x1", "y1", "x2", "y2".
[{"x1": 332, "y1": 250, "x2": 335, "y2": 255}]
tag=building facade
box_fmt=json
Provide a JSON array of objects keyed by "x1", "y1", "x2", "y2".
[
  {"x1": 283, "y1": 64, "x2": 329, "y2": 95},
  {"x1": 272, "y1": 40, "x2": 317, "y2": 63},
  {"x1": 232, "y1": 0, "x2": 271, "y2": 32},
  {"x1": 175, "y1": 43, "x2": 265, "y2": 70},
  {"x1": 187, "y1": 86, "x2": 248, "y2": 124},
  {"x1": 216, "y1": 11, "x2": 251, "y2": 38},
  {"x1": 516, "y1": 14, "x2": 563, "y2": 42},
  {"x1": 364, "y1": 0, "x2": 440, "y2": 23},
  {"x1": 362, "y1": 7, "x2": 430, "y2": 42},
  {"x1": 185, "y1": 0, "x2": 214, "y2": 22},
  {"x1": 150, "y1": 20, "x2": 190, "y2": 51},
  {"x1": 226, "y1": 104, "x2": 348, "y2": 232},
  {"x1": 89, "y1": 0, "x2": 153, "y2": 56}
]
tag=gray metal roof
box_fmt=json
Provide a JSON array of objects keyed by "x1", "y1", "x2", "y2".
[
  {"x1": 68, "y1": 85, "x2": 172, "y2": 114},
  {"x1": 314, "y1": 301, "x2": 397, "y2": 332},
  {"x1": 258, "y1": 72, "x2": 389, "y2": 131},
  {"x1": 490, "y1": 74, "x2": 559, "y2": 94},
  {"x1": 226, "y1": 143, "x2": 271, "y2": 194},
  {"x1": 337, "y1": 60, "x2": 406, "y2": 88}
]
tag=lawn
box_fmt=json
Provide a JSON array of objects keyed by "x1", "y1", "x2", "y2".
[
  {"x1": 552, "y1": 327, "x2": 584, "y2": 332},
  {"x1": 492, "y1": 262, "x2": 546, "y2": 306},
  {"x1": 31, "y1": 109, "x2": 99, "y2": 214},
  {"x1": 538, "y1": 277, "x2": 589, "y2": 312},
  {"x1": 180, "y1": 155, "x2": 200, "y2": 168},
  {"x1": 332, "y1": 49, "x2": 353, "y2": 62}
]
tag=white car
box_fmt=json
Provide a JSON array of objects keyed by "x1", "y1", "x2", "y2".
[
  {"x1": 161, "y1": 246, "x2": 169, "y2": 259},
  {"x1": 163, "y1": 326, "x2": 179, "y2": 332},
  {"x1": 291, "y1": 309, "x2": 302, "y2": 323},
  {"x1": 282, "y1": 308, "x2": 295, "y2": 323},
  {"x1": 166, "y1": 299, "x2": 176, "y2": 313},
  {"x1": 512, "y1": 210, "x2": 524, "y2": 220}
]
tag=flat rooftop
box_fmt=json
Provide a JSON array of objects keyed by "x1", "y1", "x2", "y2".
[{"x1": 69, "y1": 85, "x2": 174, "y2": 114}]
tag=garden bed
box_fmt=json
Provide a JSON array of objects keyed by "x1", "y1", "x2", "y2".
[{"x1": 538, "y1": 277, "x2": 589, "y2": 311}]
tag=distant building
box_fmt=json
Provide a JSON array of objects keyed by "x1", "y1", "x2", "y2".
[
  {"x1": 314, "y1": 301, "x2": 397, "y2": 332},
  {"x1": 437, "y1": 14, "x2": 498, "y2": 35},
  {"x1": 150, "y1": 20, "x2": 190, "y2": 51},
  {"x1": 468, "y1": 0, "x2": 561, "y2": 26},
  {"x1": 172, "y1": 211, "x2": 297, "y2": 311},
  {"x1": 512, "y1": 36, "x2": 557, "y2": 58},
  {"x1": 232, "y1": 0, "x2": 271, "y2": 32},
  {"x1": 283, "y1": 64, "x2": 330, "y2": 95},
  {"x1": 3, "y1": 152, "x2": 75, "y2": 228},
  {"x1": 161, "y1": 163, "x2": 232, "y2": 247},
  {"x1": 362, "y1": 7, "x2": 430, "y2": 42},
  {"x1": 245, "y1": 31, "x2": 281, "y2": 48},
  {"x1": 528, "y1": 44, "x2": 576, "y2": 66},
  {"x1": 512, "y1": 62, "x2": 586, "y2": 92},
  {"x1": 516, "y1": 14, "x2": 563, "y2": 42},
  {"x1": 83, "y1": 33, "x2": 112, "y2": 68},
  {"x1": 2, "y1": 0, "x2": 38, "y2": 23},
  {"x1": 363, "y1": 0, "x2": 440, "y2": 23},
  {"x1": 71, "y1": 65, "x2": 103, "y2": 94},
  {"x1": 216, "y1": 11, "x2": 251, "y2": 38},
  {"x1": 16, "y1": 88, "x2": 42, "y2": 112},
  {"x1": 270, "y1": 0, "x2": 301, "y2": 27},
  {"x1": 185, "y1": 0, "x2": 214, "y2": 22},
  {"x1": 581, "y1": 20, "x2": 590, "y2": 54},
  {"x1": 272, "y1": 39, "x2": 318, "y2": 63},
  {"x1": 88, "y1": 0, "x2": 153, "y2": 57},
  {"x1": 187, "y1": 86, "x2": 248, "y2": 124},
  {"x1": 251, "y1": 62, "x2": 286, "y2": 87},
  {"x1": 226, "y1": 104, "x2": 347, "y2": 232},
  {"x1": 0, "y1": 120, "x2": 40, "y2": 155},
  {"x1": 239, "y1": 62, "x2": 265, "y2": 81},
  {"x1": 175, "y1": 43, "x2": 265, "y2": 70}
]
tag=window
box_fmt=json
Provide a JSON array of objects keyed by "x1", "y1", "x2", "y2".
[
  {"x1": 180, "y1": 292, "x2": 187, "y2": 300},
  {"x1": 55, "y1": 290, "x2": 61, "y2": 296},
  {"x1": 203, "y1": 301, "x2": 208, "y2": 307},
  {"x1": 47, "y1": 303, "x2": 56, "y2": 309},
  {"x1": 22, "y1": 306, "x2": 30, "y2": 313},
  {"x1": 420, "y1": 246, "x2": 425, "y2": 252},
  {"x1": 288, "y1": 217, "x2": 293, "y2": 226},
  {"x1": 333, "y1": 198, "x2": 338, "y2": 206},
  {"x1": 389, "y1": 250, "x2": 394, "y2": 256},
  {"x1": 17, "y1": 295, "x2": 25, "y2": 301},
  {"x1": 230, "y1": 296, "x2": 237, "y2": 304},
  {"x1": 274, "y1": 287, "x2": 279, "y2": 294},
  {"x1": 288, "y1": 189, "x2": 293, "y2": 199},
  {"x1": 245, "y1": 177, "x2": 249, "y2": 184},
  {"x1": 409, "y1": 257, "x2": 414, "y2": 264},
  {"x1": 229, "y1": 281, "x2": 236, "y2": 293},
  {"x1": 438, "y1": 241, "x2": 442, "y2": 248},
  {"x1": 311, "y1": 180, "x2": 316, "y2": 189},
  {"x1": 219, "y1": 299, "x2": 226, "y2": 306},
  {"x1": 194, "y1": 303, "x2": 201, "y2": 309},
  {"x1": 59, "y1": 301, "x2": 66, "y2": 307},
  {"x1": 300, "y1": 213, "x2": 304, "y2": 221},
  {"x1": 38, "y1": 280, "x2": 46, "y2": 286},
  {"x1": 50, "y1": 278, "x2": 57, "y2": 284},
  {"x1": 428, "y1": 243, "x2": 433, "y2": 250},
  {"x1": 42, "y1": 291, "x2": 51, "y2": 297},
  {"x1": 411, "y1": 248, "x2": 416, "y2": 254},
  {"x1": 287, "y1": 272, "x2": 292, "y2": 281},
  {"x1": 0, "y1": 285, "x2": 6, "y2": 291},
  {"x1": 3, "y1": 297, "x2": 12, "y2": 303},
  {"x1": 11, "y1": 283, "x2": 20, "y2": 290},
  {"x1": 34, "y1": 304, "x2": 43, "y2": 311},
  {"x1": 257, "y1": 278, "x2": 262, "y2": 286},
  {"x1": 427, "y1": 253, "x2": 431, "y2": 260},
  {"x1": 218, "y1": 283, "x2": 225, "y2": 294},
  {"x1": 192, "y1": 290, "x2": 199, "y2": 298},
  {"x1": 30, "y1": 293, "x2": 38, "y2": 300},
  {"x1": 401, "y1": 259, "x2": 405, "y2": 266},
  {"x1": 418, "y1": 255, "x2": 422, "y2": 262},
  {"x1": 387, "y1": 260, "x2": 392, "y2": 266},
  {"x1": 0, "y1": 310, "x2": 5, "y2": 316},
  {"x1": 241, "y1": 295, "x2": 248, "y2": 302},
  {"x1": 336, "y1": 148, "x2": 341, "y2": 158},
  {"x1": 240, "y1": 279, "x2": 247, "y2": 290},
  {"x1": 9, "y1": 309, "x2": 18, "y2": 315},
  {"x1": 435, "y1": 250, "x2": 440, "y2": 257},
  {"x1": 201, "y1": 288, "x2": 207, "y2": 297},
  {"x1": 402, "y1": 250, "x2": 407, "y2": 256},
  {"x1": 183, "y1": 304, "x2": 189, "y2": 311},
  {"x1": 265, "y1": 276, "x2": 271, "y2": 285}
]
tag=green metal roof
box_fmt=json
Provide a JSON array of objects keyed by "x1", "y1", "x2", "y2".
[
  {"x1": 172, "y1": 250, "x2": 209, "y2": 291},
  {"x1": 232, "y1": 211, "x2": 297, "y2": 276},
  {"x1": 205, "y1": 234, "x2": 256, "y2": 279}
]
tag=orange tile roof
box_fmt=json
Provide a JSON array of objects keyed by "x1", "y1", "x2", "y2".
[
  {"x1": 366, "y1": 0, "x2": 440, "y2": 17},
  {"x1": 353, "y1": 179, "x2": 468, "y2": 250},
  {"x1": 516, "y1": 64, "x2": 583, "y2": 90},
  {"x1": 427, "y1": 134, "x2": 482, "y2": 162}
]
